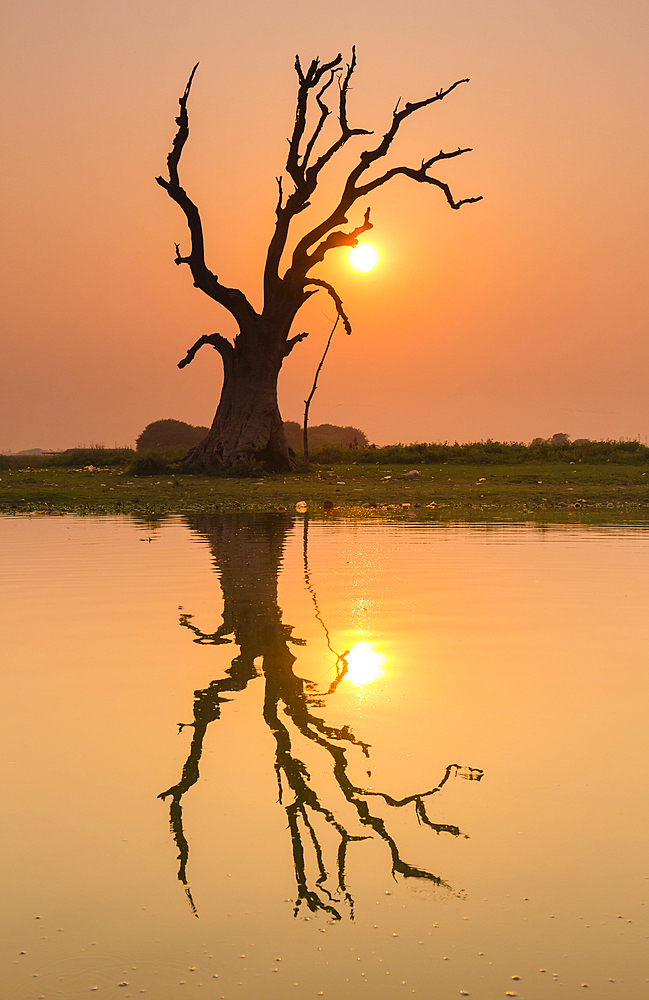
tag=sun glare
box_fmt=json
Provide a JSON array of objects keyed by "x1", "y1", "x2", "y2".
[
  {"x1": 344, "y1": 641, "x2": 387, "y2": 687},
  {"x1": 347, "y1": 242, "x2": 380, "y2": 273}
]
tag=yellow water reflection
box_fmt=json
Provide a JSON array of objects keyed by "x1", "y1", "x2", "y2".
[
  {"x1": 4, "y1": 514, "x2": 649, "y2": 1000},
  {"x1": 343, "y1": 641, "x2": 388, "y2": 687}
]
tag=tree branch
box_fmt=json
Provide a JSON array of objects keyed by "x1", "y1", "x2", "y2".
[
  {"x1": 275, "y1": 176, "x2": 283, "y2": 217},
  {"x1": 353, "y1": 149, "x2": 483, "y2": 209},
  {"x1": 288, "y1": 76, "x2": 481, "y2": 277},
  {"x1": 263, "y1": 47, "x2": 372, "y2": 300},
  {"x1": 306, "y1": 206, "x2": 373, "y2": 268},
  {"x1": 286, "y1": 54, "x2": 344, "y2": 186},
  {"x1": 165, "y1": 62, "x2": 199, "y2": 189},
  {"x1": 303, "y1": 47, "x2": 373, "y2": 186},
  {"x1": 177, "y1": 332, "x2": 234, "y2": 369},
  {"x1": 156, "y1": 65, "x2": 257, "y2": 327},
  {"x1": 302, "y1": 279, "x2": 352, "y2": 335},
  {"x1": 284, "y1": 330, "x2": 310, "y2": 357},
  {"x1": 300, "y1": 70, "x2": 337, "y2": 173}
]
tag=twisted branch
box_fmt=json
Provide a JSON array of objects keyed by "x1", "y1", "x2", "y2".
[
  {"x1": 302, "y1": 278, "x2": 352, "y2": 335},
  {"x1": 177, "y1": 332, "x2": 234, "y2": 369},
  {"x1": 156, "y1": 65, "x2": 257, "y2": 326}
]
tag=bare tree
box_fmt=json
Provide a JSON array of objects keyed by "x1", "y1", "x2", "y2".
[{"x1": 157, "y1": 50, "x2": 481, "y2": 471}]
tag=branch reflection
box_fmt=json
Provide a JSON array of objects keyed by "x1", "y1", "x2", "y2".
[{"x1": 159, "y1": 514, "x2": 483, "y2": 919}]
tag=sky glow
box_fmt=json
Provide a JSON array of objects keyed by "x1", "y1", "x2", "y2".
[{"x1": 2, "y1": 1, "x2": 648, "y2": 451}]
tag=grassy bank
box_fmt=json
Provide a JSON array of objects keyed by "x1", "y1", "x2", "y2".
[{"x1": 3, "y1": 457, "x2": 649, "y2": 519}]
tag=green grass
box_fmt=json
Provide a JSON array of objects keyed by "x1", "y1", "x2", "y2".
[{"x1": 3, "y1": 459, "x2": 649, "y2": 521}]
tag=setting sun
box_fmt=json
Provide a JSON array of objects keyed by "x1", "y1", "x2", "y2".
[
  {"x1": 347, "y1": 242, "x2": 381, "y2": 273},
  {"x1": 344, "y1": 641, "x2": 387, "y2": 687}
]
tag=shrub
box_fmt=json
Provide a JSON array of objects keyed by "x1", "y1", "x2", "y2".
[
  {"x1": 136, "y1": 419, "x2": 209, "y2": 451},
  {"x1": 129, "y1": 452, "x2": 174, "y2": 476},
  {"x1": 0, "y1": 447, "x2": 134, "y2": 470},
  {"x1": 311, "y1": 439, "x2": 649, "y2": 466},
  {"x1": 53, "y1": 447, "x2": 133, "y2": 468},
  {"x1": 283, "y1": 420, "x2": 368, "y2": 451},
  {"x1": 305, "y1": 443, "x2": 348, "y2": 464}
]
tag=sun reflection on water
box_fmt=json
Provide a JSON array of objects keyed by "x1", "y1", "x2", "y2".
[{"x1": 343, "y1": 641, "x2": 388, "y2": 687}]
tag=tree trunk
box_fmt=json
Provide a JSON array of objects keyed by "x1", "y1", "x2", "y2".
[{"x1": 184, "y1": 327, "x2": 295, "y2": 472}]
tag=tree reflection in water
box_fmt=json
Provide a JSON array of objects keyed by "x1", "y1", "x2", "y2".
[{"x1": 159, "y1": 514, "x2": 483, "y2": 919}]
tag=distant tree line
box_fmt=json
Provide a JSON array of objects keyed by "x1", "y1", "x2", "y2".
[
  {"x1": 134, "y1": 419, "x2": 368, "y2": 454},
  {"x1": 282, "y1": 421, "x2": 368, "y2": 452}
]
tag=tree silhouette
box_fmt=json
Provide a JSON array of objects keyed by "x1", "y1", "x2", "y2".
[
  {"x1": 157, "y1": 50, "x2": 481, "y2": 471},
  {"x1": 136, "y1": 419, "x2": 208, "y2": 451},
  {"x1": 159, "y1": 514, "x2": 483, "y2": 918}
]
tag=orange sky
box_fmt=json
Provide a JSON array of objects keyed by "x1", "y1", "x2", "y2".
[{"x1": 2, "y1": 1, "x2": 648, "y2": 451}]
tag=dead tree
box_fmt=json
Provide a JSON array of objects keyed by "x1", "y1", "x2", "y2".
[{"x1": 158, "y1": 50, "x2": 481, "y2": 471}]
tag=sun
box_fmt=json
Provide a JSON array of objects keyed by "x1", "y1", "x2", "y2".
[{"x1": 347, "y1": 242, "x2": 380, "y2": 273}]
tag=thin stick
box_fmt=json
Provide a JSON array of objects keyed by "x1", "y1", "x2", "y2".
[{"x1": 303, "y1": 315, "x2": 340, "y2": 470}]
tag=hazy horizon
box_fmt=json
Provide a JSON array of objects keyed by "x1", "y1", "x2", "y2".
[{"x1": 2, "y1": 1, "x2": 648, "y2": 453}]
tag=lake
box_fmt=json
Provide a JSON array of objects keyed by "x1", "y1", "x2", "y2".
[{"x1": 2, "y1": 513, "x2": 648, "y2": 999}]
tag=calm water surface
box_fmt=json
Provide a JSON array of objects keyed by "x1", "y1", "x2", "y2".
[{"x1": 2, "y1": 513, "x2": 648, "y2": 999}]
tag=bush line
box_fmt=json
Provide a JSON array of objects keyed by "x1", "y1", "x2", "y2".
[{"x1": 2, "y1": 438, "x2": 649, "y2": 475}]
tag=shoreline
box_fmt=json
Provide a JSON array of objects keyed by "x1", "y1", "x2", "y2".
[{"x1": 2, "y1": 462, "x2": 649, "y2": 520}]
